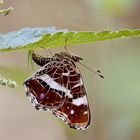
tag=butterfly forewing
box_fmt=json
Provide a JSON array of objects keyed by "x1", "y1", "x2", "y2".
[{"x1": 24, "y1": 53, "x2": 90, "y2": 130}]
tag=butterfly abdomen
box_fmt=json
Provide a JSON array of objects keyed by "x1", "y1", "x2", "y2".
[{"x1": 32, "y1": 53, "x2": 54, "y2": 67}]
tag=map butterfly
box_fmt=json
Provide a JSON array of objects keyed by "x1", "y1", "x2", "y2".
[{"x1": 24, "y1": 51, "x2": 103, "y2": 130}]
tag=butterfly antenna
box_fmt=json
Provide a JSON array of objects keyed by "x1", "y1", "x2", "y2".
[
  {"x1": 40, "y1": 46, "x2": 53, "y2": 57},
  {"x1": 40, "y1": 46, "x2": 48, "y2": 54},
  {"x1": 79, "y1": 62, "x2": 104, "y2": 79}
]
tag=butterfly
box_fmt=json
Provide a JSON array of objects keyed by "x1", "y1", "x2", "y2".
[{"x1": 24, "y1": 51, "x2": 103, "y2": 130}]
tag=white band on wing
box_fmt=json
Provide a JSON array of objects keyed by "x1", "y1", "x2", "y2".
[
  {"x1": 38, "y1": 74, "x2": 73, "y2": 98},
  {"x1": 72, "y1": 95, "x2": 88, "y2": 106}
]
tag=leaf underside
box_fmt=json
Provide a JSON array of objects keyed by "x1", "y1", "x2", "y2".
[{"x1": 0, "y1": 27, "x2": 140, "y2": 52}]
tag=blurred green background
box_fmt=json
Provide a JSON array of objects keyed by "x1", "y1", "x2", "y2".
[{"x1": 0, "y1": 0, "x2": 140, "y2": 140}]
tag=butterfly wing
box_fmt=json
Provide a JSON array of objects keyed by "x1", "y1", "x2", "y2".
[
  {"x1": 24, "y1": 57, "x2": 90, "y2": 130},
  {"x1": 51, "y1": 58, "x2": 91, "y2": 130},
  {"x1": 24, "y1": 60, "x2": 68, "y2": 110}
]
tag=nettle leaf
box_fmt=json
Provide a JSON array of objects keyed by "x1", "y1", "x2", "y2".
[
  {"x1": 0, "y1": 28, "x2": 140, "y2": 52},
  {"x1": 0, "y1": 27, "x2": 68, "y2": 51}
]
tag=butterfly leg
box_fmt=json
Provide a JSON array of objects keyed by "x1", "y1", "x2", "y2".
[
  {"x1": 48, "y1": 49, "x2": 53, "y2": 57},
  {"x1": 64, "y1": 46, "x2": 70, "y2": 53}
]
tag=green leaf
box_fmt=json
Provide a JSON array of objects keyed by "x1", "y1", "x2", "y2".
[
  {"x1": 0, "y1": 27, "x2": 68, "y2": 51},
  {"x1": 0, "y1": 7, "x2": 13, "y2": 15},
  {"x1": 0, "y1": 28, "x2": 140, "y2": 52},
  {"x1": 0, "y1": 0, "x2": 13, "y2": 15},
  {"x1": 0, "y1": 75, "x2": 17, "y2": 88}
]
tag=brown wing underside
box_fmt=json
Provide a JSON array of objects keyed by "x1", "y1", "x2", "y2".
[
  {"x1": 25, "y1": 58, "x2": 90, "y2": 130},
  {"x1": 44, "y1": 58, "x2": 91, "y2": 130}
]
